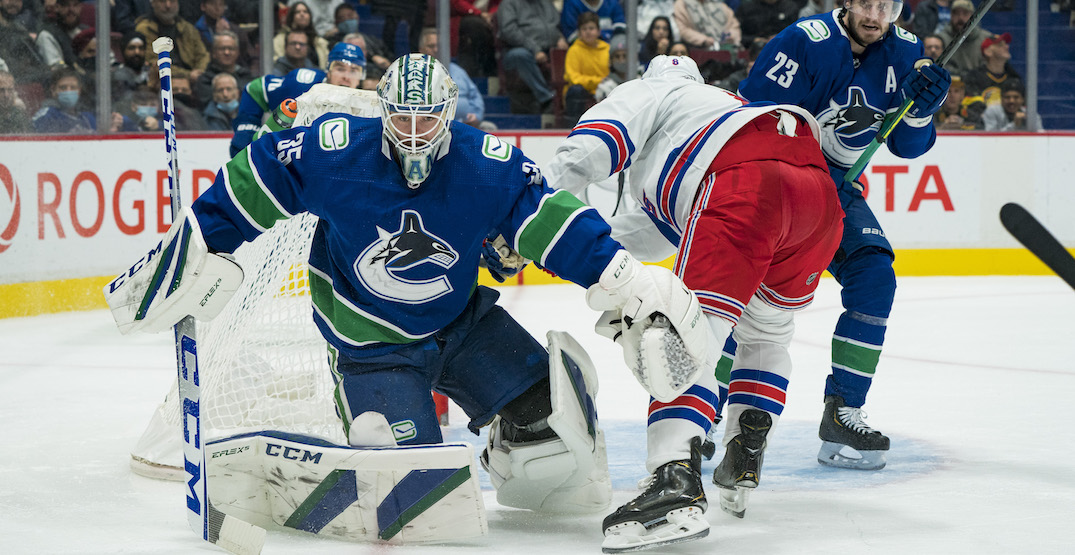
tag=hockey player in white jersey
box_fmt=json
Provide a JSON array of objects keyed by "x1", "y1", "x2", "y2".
[{"x1": 545, "y1": 56, "x2": 844, "y2": 551}]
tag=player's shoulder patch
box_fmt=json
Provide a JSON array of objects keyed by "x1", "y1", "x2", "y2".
[
  {"x1": 480, "y1": 133, "x2": 513, "y2": 162},
  {"x1": 892, "y1": 25, "x2": 918, "y2": 44},
  {"x1": 796, "y1": 18, "x2": 833, "y2": 43}
]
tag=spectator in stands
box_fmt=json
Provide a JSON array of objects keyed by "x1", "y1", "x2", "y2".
[
  {"x1": 640, "y1": 15, "x2": 675, "y2": 67},
  {"x1": 195, "y1": 30, "x2": 252, "y2": 110},
  {"x1": 194, "y1": 0, "x2": 251, "y2": 67},
  {"x1": 273, "y1": 29, "x2": 319, "y2": 76},
  {"x1": 113, "y1": 0, "x2": 152, "y2": 35},
  {"x1": 563, "y1": 11, "x2": 608, "y2": 124},
  {"x1": 1, "y1": 2, "x2": 50, "y2": 85},
  {"x1": 136, "y1": 0, "x2": 211, "y2": 81},
  {"x1": 674, "y1": 0, "x2": 741, "y2": 51},
  {"x1": 370, "y1": 0, "x2": 425, "y2": 55},
  {"x1": 289, "y1": 0, "x2": 343, "y2": 37},
  {"x1": 668, "y1": 40, "x2": 690, "y2": 56},
  {"x1": 595, "y1": 33, "x2": 631, "y2": 102},
  {"x1": 36, "y1": 0, "x2": 85, "y2": 70},
  {"x1": 735, "y1": 0, "x2": 798, "y2": 49},
  {"x1": 799, "y1": 0, "x2": 824, "y2": 19},
  {"x1": 0, "y1": 69, "x2": 31, "y2": 134},
  {"x1": 170, "y1": 66, "x2": 208, "y2": 130},
  {"x1": 964, "y1": 33, "x2": 1023, "y2": 107},
  {"x1": 123, "y1": 86, "x2": 162, "y2": 131},
  {"x1": 70, "y1": 28, "x2": 98, "y2": 75},
  {"x1": 112, "y1": 31, "x2": 149, "y2": 102},
  {"x1": 933, "y1": 76, "x2": 984, "y2": 130},
  {"x1": 417, "y1": 27, "x2": 495, "y2": 131},
  {"x1": 202, "y1": 71, "x2": 238, "y2": 130},
  {"x1": 913, "y1": 0, "x2": 953, "y2": 38},
  {"x1": 923, "y1": 34, "x2": 945, "y2": 62},
  {"x1": 718, "y1": 36, "x2": 766, "y2": 93},
  {"x1": 33, "y1": 66, "x2": 132, "y2": 133},
  {"x1": 637, "y1": 0, "x2": 679, "y2": 40},
  {"x1": 498, "y1": 0, "x2": 566, "y2": 114},
  {"x1": 274, "y1": 2, "x2": 330, "y2": 70},
  {"x1": 561, "y1": 0, "x2": 627, "y2": 43},
  {"x1": 983, "y1": 79, "x2": 1042, "y2": 131},
  {"x1": 451, "y1": 0, "x2": 500, "y2": 78},
  {"x1": 342, "y1": 31, "x2": 391, "y2": 81},
  {"x1": 1, "y1": 0, "x2": 44, "y2": 33},
  {"x1": 938, "y1": 0, "x2": 991, "y2": 77},
  {"x1": 324, "y1": 2, "x2": 358, "y2": 44}
]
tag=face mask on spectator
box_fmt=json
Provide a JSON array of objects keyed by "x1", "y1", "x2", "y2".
[
  {"x1": 174, "y1": 92, "x2": 194, "y2": 106},
  {"x1": 337, "y1": 19, "x2": 359, "y2": 35},
  {"x1": 612, "y1": 60, "x2": 627, "y2": 74},
  {"x1": 216, "y1": 99, "x2": 239, "y2": 112},
  {"x1": 57, "y1": 90, "x2": 80, "y2": 108},
  {"x1": 135, "y1": 105, "x2": 158, "y2": 119}
]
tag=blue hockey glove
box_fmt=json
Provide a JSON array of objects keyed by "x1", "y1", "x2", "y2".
[
  {"x1": 481, "y1": 233, "x2": 530, "y2": 283},
  {"x1": 900, "y1": 60, "x2": 951, "y2": 119}
]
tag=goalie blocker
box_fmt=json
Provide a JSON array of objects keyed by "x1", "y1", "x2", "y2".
[{"x1": 103, "y1": 206, "x2": 243, "y2": 334}]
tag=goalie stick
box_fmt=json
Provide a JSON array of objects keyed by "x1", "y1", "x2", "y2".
[
  {"x1": 844, "y1": 0, "x2": 997, "y2": 182},
  {"x1": 152, "y1": 37, "x2": 266, "y2": 555},
  {"x1": 999, "y1": 203, "x2": 1075, "y2": 291}
]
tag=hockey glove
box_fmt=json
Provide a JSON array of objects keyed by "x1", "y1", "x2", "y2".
[
  {"x1": 586, "y1": 250, "x2": 709, "y2": 402},
  {"x1": 481, "y1": 233, "x2": 530, "y2": 282},
  {"x1": 900, "y1": 59, "x2": 951, "y2": 119}
]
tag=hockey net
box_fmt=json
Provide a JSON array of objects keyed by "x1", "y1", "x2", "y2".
[{"x1": 130, "y1": 86, "x2": 381, "y2": 480}]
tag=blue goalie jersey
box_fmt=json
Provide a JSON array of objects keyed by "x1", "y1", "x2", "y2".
[
  {"x1": 738, "y1": 10, "x2": 935, "y2": 178},
  {"x1": 195, "y1": 116, "x2": 621, "y2": 359}
]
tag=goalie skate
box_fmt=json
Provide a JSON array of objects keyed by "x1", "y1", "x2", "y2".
[
  {"x1": 817, "y1": 395, "x2": 889, "y2": 471},
  {"x1": 712, "y1": 409, "x2": 771, "y2": 519},
  {"x1": 601, "y1": 438, "x2": 709, "y2": 553}
]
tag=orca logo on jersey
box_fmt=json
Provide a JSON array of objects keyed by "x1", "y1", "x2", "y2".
[
  {"x1": 355, "y1": 210, "x2": 459, "y2": 304},
  {"x1": 0, "y1": 164, "x2": 20, "y2": 254},
  {"x1": 814, "y1": 86, "x2": 886, "y2": 168}
]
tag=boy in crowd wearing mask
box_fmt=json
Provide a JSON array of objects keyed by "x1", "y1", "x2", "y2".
[{"x1": 33, "y1": 67, "x2": 134, "y2": 134}]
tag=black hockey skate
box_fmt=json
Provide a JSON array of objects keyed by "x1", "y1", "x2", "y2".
[
  {"x1": 712, "y1": 408, "x2": 772, "y2": 518},
  {"x1": 601, "y1": 437, "x2": 709, "y2": 553},
  {"x1": 817, "y1": 395, "x2": 890, "y2": 470}
]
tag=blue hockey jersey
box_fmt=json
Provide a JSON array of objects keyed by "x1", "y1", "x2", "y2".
[
  {"x1": 195, "y1": 116, "x2": 621, "y2": 359},
  {"x1": 230, "y1": 67, "x2": 326, "y2": 156},
  {"x1": 738, "y1": 10, "x2": 934, "y2": 179}
]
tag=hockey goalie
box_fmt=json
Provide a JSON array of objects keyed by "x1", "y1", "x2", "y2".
[{"x1": 105, "y1": 53, "x2": 712, "y2": 547}]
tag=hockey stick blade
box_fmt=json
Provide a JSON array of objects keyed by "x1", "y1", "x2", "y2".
[{"x1": 1000, "y1": 203, "x2": 1075, "y2": 291}]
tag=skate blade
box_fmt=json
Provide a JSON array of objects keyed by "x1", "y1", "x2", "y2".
[
  {"x1": 601, "y1": 506, "x2": 709, "y2": 553},
  {"x1": 817, "y1": 441, "x2": 887, "y2": 470},
  {"x1": 717, "y1": 487, "x2": 751, "y2": 519}
]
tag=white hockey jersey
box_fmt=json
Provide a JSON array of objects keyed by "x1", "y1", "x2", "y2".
[{"x1": 545, "y1": 68, "x2": 821, "y2": 262}]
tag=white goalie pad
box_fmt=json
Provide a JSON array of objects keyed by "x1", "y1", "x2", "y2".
[
  {"x1": 103, "y1": 206, "x2": 243, "y2": 334},
  {"x1": 294, "y1": 84, "x2": 380, "y2": 125},
  {"x1": 482, "y1": 331, "x2": 611, "y2": 513},
  {"x1": 206, "y1": 431, "x2": 487, "y2": 544}
]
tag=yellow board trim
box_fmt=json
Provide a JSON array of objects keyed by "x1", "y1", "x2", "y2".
[{"x1": 4, "y1": 248, "x2": 1073, "y2": 320}]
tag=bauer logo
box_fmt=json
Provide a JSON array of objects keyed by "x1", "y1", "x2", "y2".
[{"x1": 0, "y1": 164, "x2": 20, "y2": 254}]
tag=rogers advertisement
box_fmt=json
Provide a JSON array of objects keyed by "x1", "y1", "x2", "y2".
[{"x1": 1, "y1": 133, "x2": 1072, "y2": 285}]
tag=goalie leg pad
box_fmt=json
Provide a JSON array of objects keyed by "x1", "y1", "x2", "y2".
[
  {"x1": 481, "y1": 331, "x2": 612, "y2": 513},
  {"x1": 104, "y1": 206, "x2": 243, "y2": 334},
  {"x1": 206, "y1": 431, "x2": 487, "y2": 543}
]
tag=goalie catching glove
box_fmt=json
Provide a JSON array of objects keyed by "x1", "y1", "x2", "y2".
[
  {"x1": 103, "y1": 206, "x2": 243, "y2": 334},
  {"x1": 587, "y1": 250, "x2": 709, "y2": 402}
]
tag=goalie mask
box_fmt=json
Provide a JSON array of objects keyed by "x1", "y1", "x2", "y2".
[{"x1": 378, "y1": 54, "x2": 458, "y2": 188}]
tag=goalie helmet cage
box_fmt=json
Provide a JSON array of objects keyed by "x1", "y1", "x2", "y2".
[{"x1": 130, "y1": 213, "x2": 349, "y2": 480}]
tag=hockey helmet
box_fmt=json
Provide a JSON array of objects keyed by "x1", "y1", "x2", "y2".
[
  {"x1": 377, "y1": 54, "x2": 458, "y2": 188},
  {"x1": 642, "y1": 55, "x2": 703, "y2": 83}
]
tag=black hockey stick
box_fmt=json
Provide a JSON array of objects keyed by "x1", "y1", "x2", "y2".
[
  {"x1": 153, "y1": 37, "x2": 266, "y2": 554},
  {"x1": 999, "y1": 203, "x2": 1075, "y2": 291},
  {"x1": 845, "y1": 0, "x2": 997, "y2": 181}
]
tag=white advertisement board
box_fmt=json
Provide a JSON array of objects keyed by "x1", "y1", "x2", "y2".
[{"x1": 1, "y1": 132, "x2": 1072, "y2": 284}]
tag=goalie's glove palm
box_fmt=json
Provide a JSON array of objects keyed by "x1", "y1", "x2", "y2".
[{"x1": 586, "y1": 251, "x2": 709, "y2": 401}]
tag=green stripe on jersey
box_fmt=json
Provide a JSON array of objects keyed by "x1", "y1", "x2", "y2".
[
  {"x1": 223, "y1": 151, "x2": 290, "y2": 231},
  {"x1": 832, "y1": 337, "x2": 882, "y2": 376},
  {"x1": 308, "y1": 268, "x2": 429, "y2": 346},
  {"x1": 516, "y1": 190, "x2": 589, "y2": 265},
  {"x1": 245, "y1": 78, "x2": 270, "y2": 111}
]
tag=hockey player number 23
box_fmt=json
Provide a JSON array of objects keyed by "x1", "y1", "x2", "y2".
[{"x1": 764, "y1": 52, "x2": 799, "y2": 89}]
